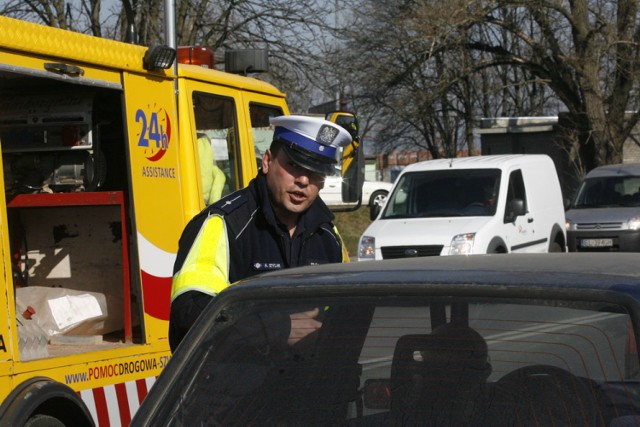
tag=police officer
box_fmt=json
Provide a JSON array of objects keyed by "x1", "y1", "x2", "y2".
[{"x1": 169, "y1": 115, "x2": 353, "y2": 351}]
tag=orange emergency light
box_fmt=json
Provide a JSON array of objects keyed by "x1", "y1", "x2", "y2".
[{"x1": 177, "y1": 46, "x2": 214, "y2": 68}]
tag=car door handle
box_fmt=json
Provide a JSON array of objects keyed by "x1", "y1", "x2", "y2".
[{"x1": 527, "y1": 218, "x2": 534, "y2": 223}]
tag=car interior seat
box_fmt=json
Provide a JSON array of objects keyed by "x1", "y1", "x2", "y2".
[
  {"x1": 390, "y1": 322, "x2": 492, "y2": 425},
  {"x1": 260, "y1": 304, "x2": 375, "y2": 425},
  {"x1": 486, "y1": 364, "x2": 600, "y2": 426}
]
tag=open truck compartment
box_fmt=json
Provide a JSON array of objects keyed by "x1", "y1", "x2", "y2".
[{"x1": 0, "y1": 74, "x2": 141, "y2": 359}]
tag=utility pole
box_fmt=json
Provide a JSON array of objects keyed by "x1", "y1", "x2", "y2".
[
  {"x1": 165, "y1": 0, "x2": 176, "y2": 49},
  {"x1": 334, "y1": 0, "x2": 341, "y2": 111}
]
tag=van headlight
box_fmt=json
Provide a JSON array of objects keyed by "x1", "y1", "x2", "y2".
[
  {"x1": 629, "y1": 216, "x2": 640, "y2": 230},
  {"x1": 359, "y1": 236, "x2": 376, "y2": 261},
  {"x1": 449, "y1": 233, "x2": 475, "y2": 255}
]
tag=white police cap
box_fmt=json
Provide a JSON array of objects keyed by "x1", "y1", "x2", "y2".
[{"x1": 270, "y1": 115, "x2": 353, "y2": 175}]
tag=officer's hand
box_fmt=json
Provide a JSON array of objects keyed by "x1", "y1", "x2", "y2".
[{"x1": 288, "y1": 307, "x2": 322, "y2": 345}]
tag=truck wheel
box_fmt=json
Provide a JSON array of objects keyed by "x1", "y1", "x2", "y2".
[
  {"x1": 24, "y1": 414, "x2": 65, "y2": 427},
  {"x1": 0, "y1": 377, "x2": 94, "y2": 427}
]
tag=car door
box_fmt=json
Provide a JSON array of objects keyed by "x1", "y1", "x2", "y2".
[
  {"x1": 502, "y1": 169, "x2": 543, "y2": 253},
  {"x1": 319, "y1": 171, "x2": 344, "y2": 206}
]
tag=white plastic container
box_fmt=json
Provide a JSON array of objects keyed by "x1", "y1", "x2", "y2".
[{"x1": 16, "y1": 286, "x2": 108, "y2": 336}]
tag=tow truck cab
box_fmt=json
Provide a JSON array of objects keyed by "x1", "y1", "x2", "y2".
[{"x1": 0, "y1": 14, "x2": 294, "y2": 426}]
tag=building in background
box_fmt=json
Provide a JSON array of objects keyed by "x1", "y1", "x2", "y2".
[{"x1": 478, "y1": 115, "x2": 640, "y2": 199}]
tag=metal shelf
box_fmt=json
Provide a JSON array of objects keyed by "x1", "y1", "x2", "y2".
[{"x1": 7, "y1": 191, "x2": 133, "y2": 342}]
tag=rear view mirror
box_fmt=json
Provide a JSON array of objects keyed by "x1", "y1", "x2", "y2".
[
  {"x1": 363, "y1": 379, "x2": 391, "y2": 410},
  {"x1": 326, "y1": 111, "x2": 364, "y2": 204}
]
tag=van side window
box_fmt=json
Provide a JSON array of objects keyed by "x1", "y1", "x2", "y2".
[
  {"x1": 192, "y1": 92, "x2": 238, "y2": 205},
  {"x1": 505, "y1": 170, "x2": 527, "y2": 220},
  {"x1": 249, "y1": 103, "x2": 283, "y2": 170}
]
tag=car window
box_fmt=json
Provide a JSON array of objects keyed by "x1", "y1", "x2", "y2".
[
  {"x1": 574, "y1": 176, "x2": 640, "y2": 208},
  {"x1": 147, "y1": 295, "x2": 637, "y2": 426},
  {"x1": 505, "y1": 169, "x2": 527, "y2": 209}
]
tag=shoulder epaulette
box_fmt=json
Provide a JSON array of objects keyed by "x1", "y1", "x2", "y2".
[{"x1": 210, "y1": 192, "x2": 248, "y2": 216}]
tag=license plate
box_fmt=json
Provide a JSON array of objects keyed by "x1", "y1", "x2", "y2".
[{"x1": 580, "y1": 238, "x2": 613, "y2": 248}]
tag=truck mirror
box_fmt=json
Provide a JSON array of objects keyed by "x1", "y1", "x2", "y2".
[
  {"x1": 370, "y1": 203, "x2": 381, "y2": 221},
  {"x1": 326, "y1": 111, "x2": 364, "y2": 204}
]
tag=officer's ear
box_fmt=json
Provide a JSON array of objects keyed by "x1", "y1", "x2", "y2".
[{"x1": 261, "y1": 149, "x2": 273, "y2": 173}]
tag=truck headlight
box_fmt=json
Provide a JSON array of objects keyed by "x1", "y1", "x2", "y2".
[
  {"x1": 359, "y1": 236, "x2": 376, "y2": 261},
  {"x1": 449, "y1": 233, "x2": 475, "y2": 255},
  {"x1": 629, "y1": 216, "x2": 640, "y2": 230}
]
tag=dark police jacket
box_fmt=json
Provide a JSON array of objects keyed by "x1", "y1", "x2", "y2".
[{"x1": 169, "y1": 172, "x2": 348, "y2": 351}]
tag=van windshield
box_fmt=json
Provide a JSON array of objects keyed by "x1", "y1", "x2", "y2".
[
  {"x1": 382, "y1": 169, "x2": 501, "y2": 219},
  {"x1": 573, "y1": 176, "x2": 640, "y2": 208}
]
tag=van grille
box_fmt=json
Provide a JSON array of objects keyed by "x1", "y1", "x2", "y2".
[
  {"x1": 381, "y1": 245, "x2": 443, "y2": 259},
  {"x1": 576, "y1": 222, "x2": 623, "y2": 230}
]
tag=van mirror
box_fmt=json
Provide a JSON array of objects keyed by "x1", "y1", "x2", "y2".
[
  {"x1": 505, "y1": 199, "x2": 525, "y2": 222},
  {"x1": 326, "y1": 111, "x2": 364, "y2": 204}
]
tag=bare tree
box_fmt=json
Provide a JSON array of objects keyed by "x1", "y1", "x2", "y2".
[
  {"x1": 462, "y1": 0, "x2": 640, "y2": 170},
  {"x1": 12, "y1": 0, "x2": 636, "y2": 173},
  {"x1": 2, "y1": 0, "x2": 337, "y2": 113},
  {"x1": 332, "y1": 0, "x2": 640, "y2": 172},
  {"x1": 117, "y1": 0, "x2": 335, "y2": 113},
  {"x1": 5, "y1": 0, "x2": 73, "y2": 29},
  {"x1": 333, "y1": 0, "x2": 564, "y2": 158},
  {"x1": 1, "y1": 0, "x2": 127, "y2": 35}
]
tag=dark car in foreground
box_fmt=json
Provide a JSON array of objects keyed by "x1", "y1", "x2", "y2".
[{"x1": 133, "y1": 253, "x2": 640, "y2": 426}]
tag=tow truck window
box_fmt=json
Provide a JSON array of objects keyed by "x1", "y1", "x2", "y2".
[
  {"x1": 193, "y1": 93, "x2": 239, "y2": 204},
  {"x1": 249, "y1": 103, "x2": 283, "y2": 170}
]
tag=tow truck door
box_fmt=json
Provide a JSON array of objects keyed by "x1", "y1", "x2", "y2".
[{"x1": 121, "y1": 71, "x2": 183, "y2": 340}]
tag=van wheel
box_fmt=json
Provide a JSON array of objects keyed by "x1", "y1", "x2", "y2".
[
  {"x1": 549, "y1": 242, "x2": 563, "y2": 252},
  {"x1": 487, "y1": 238, "x2": 507, "y2": 254},
  {"x1": 24, "y1": 414, "x2": 65, "y2": 427}
]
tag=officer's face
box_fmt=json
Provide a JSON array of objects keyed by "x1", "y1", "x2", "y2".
[{"x1": 263, "y1": 148, "x2": 325, "y2": 221}]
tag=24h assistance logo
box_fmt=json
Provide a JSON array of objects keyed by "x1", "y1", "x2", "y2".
[{"x1": 136, "y1": 104, "x2": 171, "y2": 162}]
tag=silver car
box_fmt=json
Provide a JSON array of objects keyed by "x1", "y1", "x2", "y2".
[{"x1": 566, "y1": 163, "x2": 640, "y2": 252}]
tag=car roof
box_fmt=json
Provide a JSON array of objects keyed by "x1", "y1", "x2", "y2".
[
  {"x1": 585, "y1": 163, "x2": 640, "y2": 178},
  {"x1": 228, "y1": 253, "x2": 640, "y2": 297}
]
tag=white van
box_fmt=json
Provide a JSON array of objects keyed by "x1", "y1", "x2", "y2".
[{"x1": 358, "y1": 155, "x2": 567, "y2": 260}]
